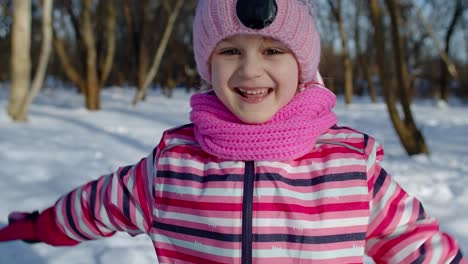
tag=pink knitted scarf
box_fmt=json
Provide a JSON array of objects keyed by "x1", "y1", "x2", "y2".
[{"x1": 190, "y1": 84, "x2": 337, "y2": 161}]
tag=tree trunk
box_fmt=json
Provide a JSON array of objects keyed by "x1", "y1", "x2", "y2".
[
  {"x1": 8, "y1": 0, "x2": 31, "y2": 121},
  {"x1": 14, "y1": 0, "x2": 53, "y2": 121},
  {"x1": 132, "y1": 0, "x2": 183, "y2": 105},
  {"x1": 354, "y1": 0, "x2": 377, "y2": 103},
  {"x1": 370, "y1": 0, "x2": 429, "y2": 156},
  {"x1": 138, "y1": 45, "x2": 150, "y2": 94},
  {"x1": 122, "y1": 0, "x2": 137, "y2": 86},
  {"x1": 53, "y1": 34, "x2": 86, "y2": 93},
  {"x1": 99, "y1": 0, "x2": 116, "y2": 87},
  {"x1": 137, "y1": 0, "x2": 150, "y2": 95},
  {"x1": 328, "y1": 0, "x2": 354, "y2": 105},
  {"x1": 439, "y1": 0, "x2": 463, "y2": 102},
  {"x1": 82, "y1": 0, "x2": 100, "y2": 110},
  {"x1": 413, "y1": 2, "x2": 458, "y2": 86}
]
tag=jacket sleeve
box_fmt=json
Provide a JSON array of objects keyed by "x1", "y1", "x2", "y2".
[
  {"x1": 51, "y1": 146, "x2": 159, "y2": 243},
  {"x1": 363, "y1": 136, "x2": 466, "y2": 264}
]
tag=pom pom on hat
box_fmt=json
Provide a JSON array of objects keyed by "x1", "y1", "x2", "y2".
[{"x1": 193, "y1": 0, "x2": 321, "y2": 84}]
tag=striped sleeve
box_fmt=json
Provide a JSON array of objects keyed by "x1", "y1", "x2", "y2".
[
  {"x1": 52, "y1": 147, "x2": 159, "y2": 242},
  {"x1": 364, "y1": 136, "x2": 466, "y2": 264}
]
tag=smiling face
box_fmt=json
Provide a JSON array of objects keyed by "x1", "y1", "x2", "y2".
[{"x1": 210, "y1": 34, "x2": 300, "y2": 124}]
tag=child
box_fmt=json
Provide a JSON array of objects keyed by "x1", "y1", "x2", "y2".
[{"x1": 1, "y1": 0, "x2": 465, "y2": 263}]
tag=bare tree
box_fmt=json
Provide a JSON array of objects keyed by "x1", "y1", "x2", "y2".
[
  {"x1": 327, "y1": 0, "x2": 354, "y2": 104},
  {"x1": 53, "y1": 0, "x2": 116, "y2": 110},
  {"x1": 369, "y1": 0, "x2": 429, "y2": 155},
  {"x1": 122, "y1": 0, "x2": 151, "y2": 96},
  {"x1": 354, "y1": 0, "x2": 377, "y2": 103},
  {"x1": 439, "y1": 0, "x2": 464, "y2": 101},
  {"x1": 132, "y1": 0, "x2": 183, "y2": 105},
  {"x1": 8, "y1": 0, "x2": 31, "y2": 120},
  {"x1": 10, "y1": 0, "x2": 54, "y2": 121},
  {"x1": 412, "y1": 1, "x2": 459, "y2": 97}
]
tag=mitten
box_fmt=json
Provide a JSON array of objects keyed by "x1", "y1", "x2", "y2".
[{"x1": 0, "y1": 207, "x2": 79, "y2": 246}]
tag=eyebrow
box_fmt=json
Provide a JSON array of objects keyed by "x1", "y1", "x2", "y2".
[{"x1": 219, "y1": 36, "x2": 285, "y2": 46}]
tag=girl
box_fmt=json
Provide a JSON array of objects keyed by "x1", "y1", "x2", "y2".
[{"x1": 1, "y1": 0, "x2": 465, "y2": 263}]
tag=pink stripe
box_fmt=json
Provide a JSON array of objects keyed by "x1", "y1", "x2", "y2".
[
  {"x1": 373, "y1": 224, "x2": 440, "y2": 260},
  {"x1": 301, "y1": 148, "x2": 365, "y2": 160},
  {"x1": 153, "y1": 228, "x2": 240, "y2": 249},
  {"x1": 61, "y1": 190, "x2": 88, "y2": 240},
  {"x1": 157, "y1": 197, "x2": 243, "y2": 211},
  {"x1": 159, "y1": 191, "x2": 243, "y2": 204},
  {"x1": 155, "y1": 241, "x2": 240, "y2": 263},
  {"x1": 252, "y1": 240, "x2": 365, "y2": 251},
  {"x1": 254, "y1": 201, "x2": 368, "y2": 215},
  {"x1": 134, "y1": 159, "x2": 152, "y2": 228},
  {"x1": 159, "y1": 163, "x2": 245, "y2": 176},
  {"x1": 156, "y1": 246, "x2": 231, "y2": 264},
  {"x1": 254, "y1": 195, "x2": 369, "y2": 210},
  {"x1": 369, "y1": 189, "x2": 406, "y2": 237},
  {"x1": 255, "y1": 209, "x2": 369, "y2": 220},
  {"x1": 252, "y1": 256, "x2": 363, "y2": 264}
]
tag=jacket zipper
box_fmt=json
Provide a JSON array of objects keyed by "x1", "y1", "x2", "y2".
[{"x1": 242, "y1": 161, "x2": 255, "y2": 264}]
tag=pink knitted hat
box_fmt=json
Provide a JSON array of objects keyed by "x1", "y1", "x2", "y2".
[{"x1": 193, "y1": 0, "x2": 321, "y2": 84}]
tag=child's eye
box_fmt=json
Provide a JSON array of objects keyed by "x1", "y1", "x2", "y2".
[
  {"x1": 219, "y1": 49, "x2": 241, "y2": 55},
  {"x1": 264, "y1": 48, "x2": 284, "y2": 56}
]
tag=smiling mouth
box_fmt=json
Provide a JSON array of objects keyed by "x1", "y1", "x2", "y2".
[{"x1": 234, "y1": 87, "x2": 274, "y2": 98}]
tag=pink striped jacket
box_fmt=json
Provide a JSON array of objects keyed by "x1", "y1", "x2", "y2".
[{"x1": 52, "y1": 124, "x2": 465, "y2": 264}]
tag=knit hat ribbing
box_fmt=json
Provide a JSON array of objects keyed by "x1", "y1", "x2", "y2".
[{"x1": 193, "y1": 0, "x2": 321, "y2": 84}]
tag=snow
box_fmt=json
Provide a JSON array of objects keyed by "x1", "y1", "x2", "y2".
[{"x1": 0, "y1": 85, "x2": 467, "y2": 263}]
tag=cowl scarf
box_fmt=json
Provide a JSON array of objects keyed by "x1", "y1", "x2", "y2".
[{"x1": 190, "y1": 84, "x2": 337, "y2": 161}]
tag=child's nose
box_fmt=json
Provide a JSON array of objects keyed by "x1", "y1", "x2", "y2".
[{"x1": 237, "y1": 54, "x2": 263, "y2": 79}]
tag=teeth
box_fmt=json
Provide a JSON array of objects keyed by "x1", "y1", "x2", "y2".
[{"x1": 238, "y1": 88, "x2": 269, "y2": 95}]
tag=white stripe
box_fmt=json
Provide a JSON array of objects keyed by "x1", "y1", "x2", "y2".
[
  {"x1": 156, "y1": 184, "x2": 367, "y2": 200},
  {"x1": 99, "y1": 175, "x2": 115, "y2": 230},
  {"x1": 73, "y1": 187, "x2": 102, "y2": 239},
  {"x1": 55, "y1": 198, "x2": 82, "y2": 241},
  {"x1": 257, "y1": 158, "x2": 364, "y2": 174},
  {"x1": 256, "y1": 187, "x2": 368, "y2": 201},
  {"x1": 153, "y1": 211, "x2": 368, "y2": 230},
  {"x1": 318, "y1": 132, "x2": 364, "y2": 140},
  {"x1": 156, "y1": 184, "x2": 243, "y2": 197},
  {"x1": 429, "y1": 233, "x2": 443, "y2": 264},
  {"x1": 386, "y1": 218, "x2": 436, "y2": 240},
  {"x1": 316, "y1": 140, "x2": 364, "y2": 154},
  {"x1": 254, "y1": 246, "x2": 364, "y2": 259},
  {"x1": 370, "y1": 177, "x2": 397, "y2": 222},
  {"x1": 151, "y1": 234, "x2": 240, "y2": 258},
  {"x1": 366, "y1": 140, "x2": 378, "y2": 173},
  {"x1": 111, "y1": 171, "x2": 119, "y2": 206},
  {"x1": 159, "y1": 157, "x2": 244, "y2": 171},
  {"x1": 164, "y1": 138, "x2": 197, "y2": 148},
  {"x1": 388, "y1": 239, "x2": 426, "y2": 263},
  {"x1": 153, "y1": 211, "x2": 242, "y2": 227},
  {"x1": 146, "y1": 150, "x2": 157, "y2": 231},
  {"x1": 127, "y1": 167, "x2": 146, "y2": 232},
  {"x1": 397, "y1": 196, "x2": 413, "y2": 229}
]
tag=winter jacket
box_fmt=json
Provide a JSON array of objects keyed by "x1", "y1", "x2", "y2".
[{"x1": 51, "y1": 124, "x2": 465, "y2": 264}]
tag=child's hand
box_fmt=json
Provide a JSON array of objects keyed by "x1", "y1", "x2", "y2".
[
  {"x1": 0, "y1": 211, "x2": 41, "y2": 244},
  {"x1": 0, "y1": 208, "x2": 79, "y2": 246},
  {"x1": 6, "y1": 211, "x2": 41, "y2": 244}
]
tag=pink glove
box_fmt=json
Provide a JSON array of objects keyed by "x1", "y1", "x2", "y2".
[{"x1": 0, "y1": 207, "x2": 79, "y2": 246}]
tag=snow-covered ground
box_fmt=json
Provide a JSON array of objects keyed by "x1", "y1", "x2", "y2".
[{"x1": 0, "y1": 85, "x2": 467, "y2": 263}]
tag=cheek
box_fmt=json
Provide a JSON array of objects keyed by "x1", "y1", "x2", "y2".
[{"x1": 210, "y1": 59, "x2": 229, "y2": 85}]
